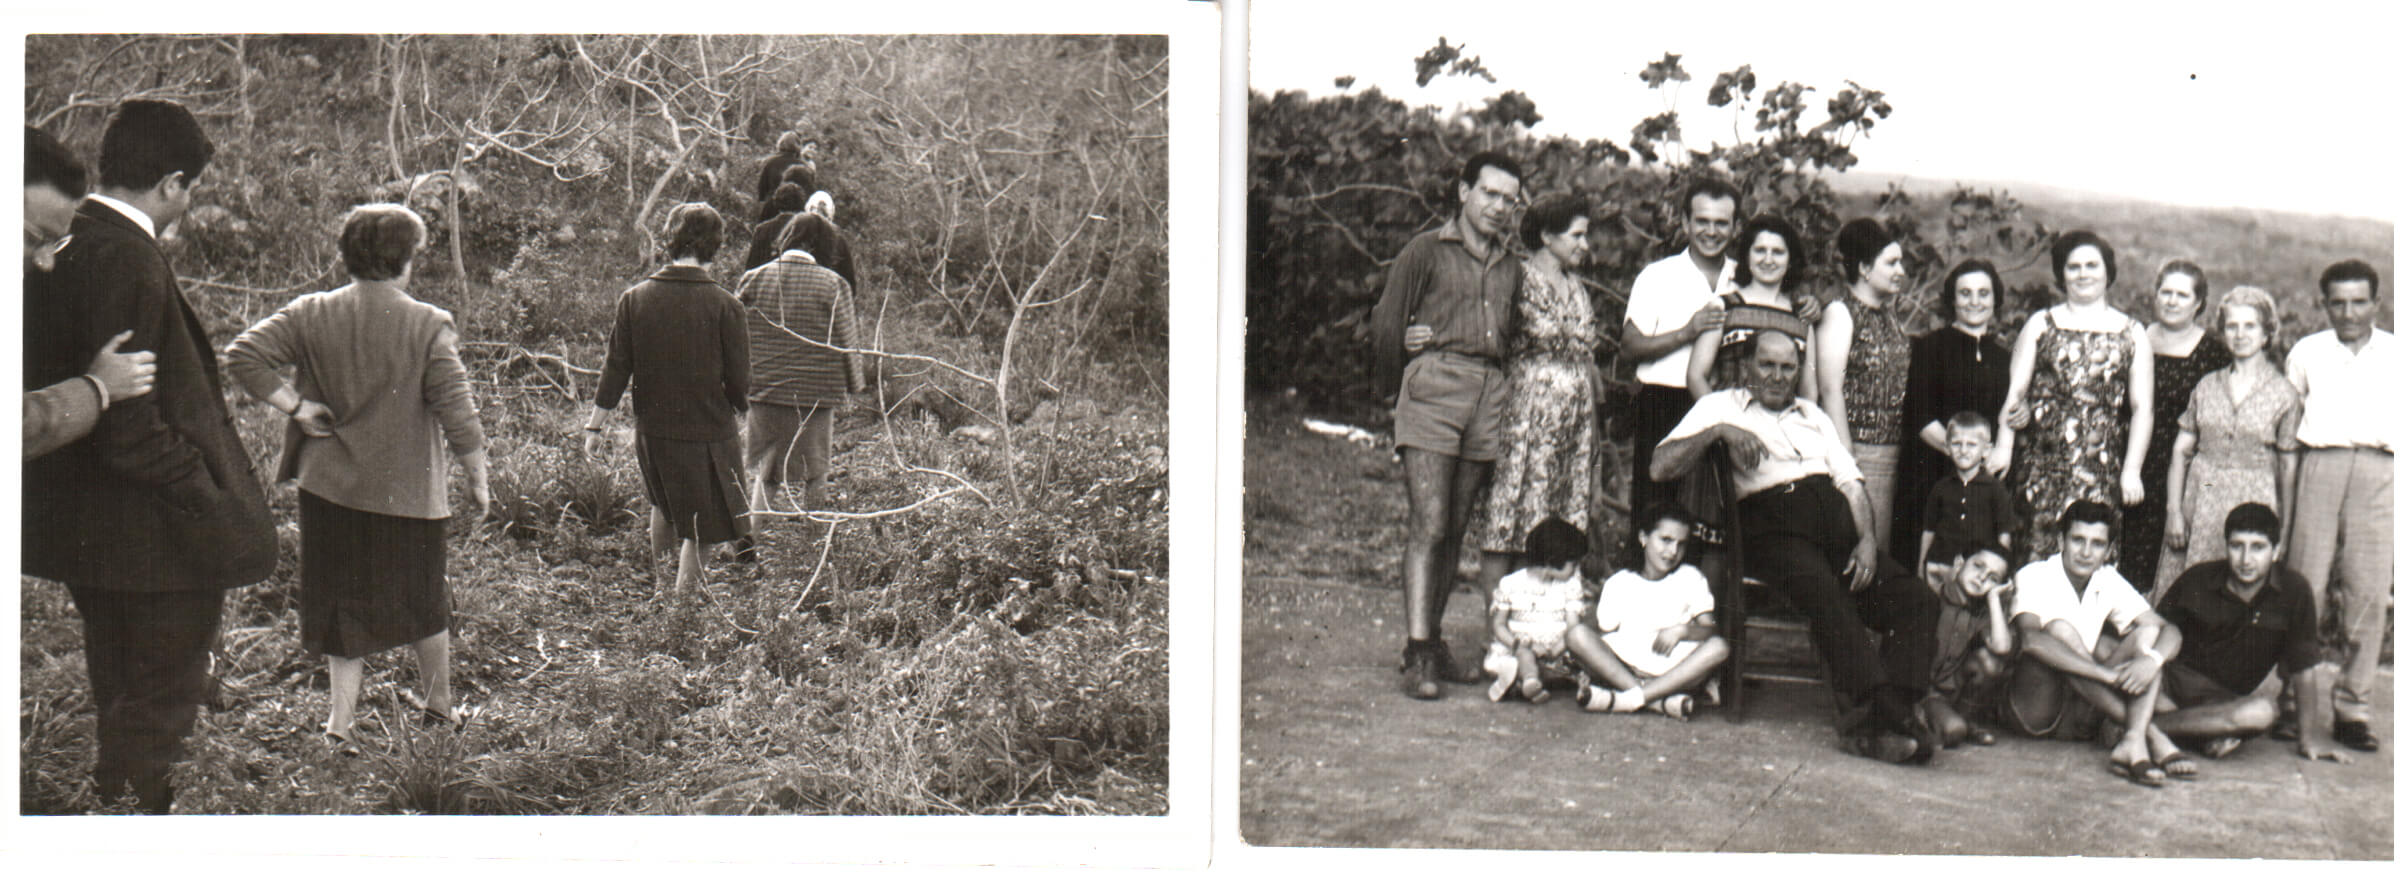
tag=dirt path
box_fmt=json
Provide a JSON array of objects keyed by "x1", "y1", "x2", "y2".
[{"x1": 1239, "y1": 406, "x2": 2394, "y2": 857}]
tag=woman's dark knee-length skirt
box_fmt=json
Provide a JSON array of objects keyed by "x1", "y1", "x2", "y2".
[
  {"x1": 300, "y1": 490, "x2": 449, "y2": 659},
  {"x1": 635, "y1": 432, "x2": 752, "y2": 545}
]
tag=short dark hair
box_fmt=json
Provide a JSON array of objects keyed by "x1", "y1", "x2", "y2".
[
  {"x1": 25, "y1": 126, "x2": 87, "y2": 195},
  {"x1": 2059, "y1": 499, "x2": 2117, "y2": 540},
  {"x1": 338, "y1": 203, "x2": 427, "y2": 282},
  {"x1": 2319, "y1": 259, "x2": 2381, "y2": 300},
  {"x1": 777, "y1": 211, "x2": 841, "y2": 259},
  {"x1": 662, "y1": 202, "x2": 724, "y2": 263},
  {"x1": 1937, "y1": 258, "x2": 2006, "y2": 323},
  {"x1": 1456, "y1": 150, "x2": 1523, "y2": 189},
  {"x1": 1518, "y1": 193, "x2": 1588, "y2": 251},
  {"x1": 1834, "y1": 218, "x2": 1897, "y2": 285},
  {"x1": 97, "y1": 99, "x2": 213, "y2": 192},
  {"x1": 1522, "y1": 516, "x2": 1588, "y2": 570},
  {"x1": 1632, "y1": 501, "x2": 1693, "y2": 538},
  {"x1": 1730, "y1": 214, "x2": 1806, "y2": 288},
  {"x1": 1945, "y1": 410, "x2": 1992, "y2": 438},
  {"x1": 766, "y1": 183, "x2": 808, "y2": 218},
  {"x1": 1953, "y1": 538, "x2": 2014, "y2": 571},
  {"x1": 2049, "y1": 230, "x2": 2117, "y2": 291},
  {"x1": 1682, "y1": 173, "x2": 1742, "y2": 218},
  {"x1": 2154, "y1": 259, "x2": 2210, "y2": 315},
  {"x1": 780, "y1": 163, "x2": 817, "y2": 193},
  {"x1": 2223, "y1": 502, "x2": 2280, "y2": 545}
]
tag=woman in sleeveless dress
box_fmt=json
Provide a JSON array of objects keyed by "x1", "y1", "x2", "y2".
[
  {"x1": 1481, "y1": 195, "x2": 1600, "y2": 579},
  {"x1": 1818, "y1": 218, "x2": 1914, "y2": 555},
  {"x1": 2154, "y1": 286, "x2": 2299, "y2": 599},
  {"x1": 2120, "y1": 260, "x2": 2232, "y2": 589},
  {"x1": 1996, "y1": 230, "x2": 2156, "y2": 560}
]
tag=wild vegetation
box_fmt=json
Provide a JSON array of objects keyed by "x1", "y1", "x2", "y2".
[
  {"x1": 20, "y1": 34, "x2": 1167, "y2": 815},
  {"x1": 1248, "y1": 43, "x2": 2393, "y2": 570}
]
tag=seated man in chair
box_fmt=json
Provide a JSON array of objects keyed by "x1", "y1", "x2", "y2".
[{"x1": 1651, "y1": 328, "x2": 1940, "y2": 764}]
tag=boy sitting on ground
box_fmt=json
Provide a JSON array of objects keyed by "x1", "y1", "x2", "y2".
[
  {"x1": 1570, "y1": 503, "x2": 1729, "y2": 720},
  {"x1": 1918, "y1": 410, "x2": 2016, "y2": 583},
  {"x1": 1923, "y1": 541, "x2": 2015, "y2": 747},
  {"x1": 1485, "y1": 517, "x2": 1592, "y2": 704}
]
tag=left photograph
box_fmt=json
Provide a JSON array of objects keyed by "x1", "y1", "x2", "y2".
[{"x1": 20, "y1": 33, "x2": 1169, "y2": 816}]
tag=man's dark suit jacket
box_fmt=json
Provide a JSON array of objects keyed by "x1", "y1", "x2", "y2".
[{"x1": 22, "y1": 199, "x2": 275, "y2": 592}]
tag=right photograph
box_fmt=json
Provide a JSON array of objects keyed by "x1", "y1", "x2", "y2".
[{"x1": 1240, "y1": 0, "x2": 2394, "y2": 857}]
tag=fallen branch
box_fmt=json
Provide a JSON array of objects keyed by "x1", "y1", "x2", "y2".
[
  {"x1": 744, "y1": 486, "x2": 968, "y2": 523},
  {"x1": 460, "y1": 341, "x2": 601, "y2": 376}
]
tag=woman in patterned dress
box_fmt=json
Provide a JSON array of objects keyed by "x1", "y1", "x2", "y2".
[
  {"x1": 1893, "y1": 259, "x2": 2013, "y2": 557},
  {"x1": 1996, "y1": 231, "x2": 2157, "y2": 560},
  {"x1": 2154, "y1": 286, "x2": 2299, "y2": 599},
  {"x1": 2120, "y1": 260, "x2": 2233, "y2": 589},
  {"x1": 1818, "y1": 218, "x2": 1914, "y2": 554},
  {"x1": 1480, "y1": 195, "x2": 1599, "y2": 581}
]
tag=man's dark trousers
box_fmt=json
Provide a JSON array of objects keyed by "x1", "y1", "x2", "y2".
[
  {"x1": 1737, "y1": 475, "x2": 1937, "y2": 721},
  {"x1": 65, "y1": 585, "x2": 226, "y2": 810}
]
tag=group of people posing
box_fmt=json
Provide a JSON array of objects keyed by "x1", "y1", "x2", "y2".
[
  {"x1": 21, "y1": 101, "x2": 865, "y2": 812},
  {"x1": 1370, "y1": 150, "x2": 2390, "y2": 782}
]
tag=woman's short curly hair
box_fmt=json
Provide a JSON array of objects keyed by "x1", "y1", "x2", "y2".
[
  {"x1": 2212, "y1": 285, "x2": 2282, "y2": 351},
  {"x1": 2049, "y1": 229, "x2": 2117, "y2": 290},
  {"x1": 1730, "y1": 214, "x2": 1805, "y2": 288},
  {"x1": 1517, "y1": 193, "x2": 1588, "y2": 252},
  {"x1": 338, "y1": 203, "x2": 426, "y2": 282},
  {"x1": 1938, "y1": 257, "x2": 2007, "y2": 324},
  {"x1": 663, "y1": 202, "x2": 725, "y2": 263}
]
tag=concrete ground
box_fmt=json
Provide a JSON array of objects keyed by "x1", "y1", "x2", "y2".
[{"x1": 1238, "y1": 574, "x2": 2395, "y2": 858}]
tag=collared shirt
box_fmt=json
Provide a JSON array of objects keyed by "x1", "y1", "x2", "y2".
[
  {"x1": 1625, "y1": 248, "x2": 1735, "y2": 388},
  {"x1": 1660, "y1": 387, "x2": 1862, "y2": 499},
  {"x1": 1921, "y1": 470, "x2": 2019, "y2": 562},
  {"x1": 83, "y1": 193, "x2": 157, "y2": 239},
  {"x1": 1368, "y1": 217, "x2": 1521, "y2": 399},
  {"x1": 2157, "y1": 560, "x2": 2320, "y2": 694},
  {"x1": 2285, "y1": 328, "x2": 2396, "y2": 451},
  {"x1": 2010, "y1": 555, "x2": 2149, "y2": 654}
]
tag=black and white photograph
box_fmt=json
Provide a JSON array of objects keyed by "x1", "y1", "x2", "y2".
[
  {"x1": 1238, "y1": 0, "x2": 2393, "y2": 858},
  {"x1": 9, "y1": 1, "x2": 1218, "y2": 860}
]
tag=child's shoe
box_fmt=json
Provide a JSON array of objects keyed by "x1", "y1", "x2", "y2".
[{"x1": 1487, "y1": 655, "x2": 1519, "y2": 703}]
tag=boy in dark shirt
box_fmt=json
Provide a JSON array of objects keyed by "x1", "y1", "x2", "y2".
[
  {"x1": 2153, "y1": 503, "x2": 2348, "y2": 763},
  {"x1": 1917, "y1": 411, "x2": 2016, "y2": 580}
]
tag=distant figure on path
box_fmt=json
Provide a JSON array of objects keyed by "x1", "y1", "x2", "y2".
[
  {"x1": 745, "y1": 182, "x2": 810, "y2": 270},
  {"x1": 586, "y1": 203, "x2": 756, "y2": 590},
  {"x1": 1651, "y1": 329, "x2": 1938, "y2": 764},
  {"x1": 2277, "y1": 259, "x2": 2391, "y2": 753},
  {"x1": 1367, "y1": 150, "x2": 1523, "y2": 699},
  {"x1": 226, "y1": 203, "x2": 491, "y2": 749},
  {"x1": 754, "y1": 131, "x2": 813, "y2": 206},
  {"x1": 20, "y1": 99, "x2": 278, "y2": 812}
]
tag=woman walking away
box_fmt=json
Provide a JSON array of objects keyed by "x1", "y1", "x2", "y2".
[
  {"x1": 738, "y1": 212, "x2": 867, "y2": 517},
  {"x1": 224, "y1": 203, "x2": 490, "y2": 749},
  {"x1": 1996, "y1": 230, "x2": 2155, "y2": 559},
  {"x1": 584, "y1": 203, "x2": 755, "y2": 591},
  {"x1": 1818, "y1": 218, "x2": 1913, "y2": 554}
]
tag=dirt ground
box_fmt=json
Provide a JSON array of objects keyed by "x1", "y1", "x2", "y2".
[{"x1": 1239, "y1": 405, "x2": 2395, "y2": 857}]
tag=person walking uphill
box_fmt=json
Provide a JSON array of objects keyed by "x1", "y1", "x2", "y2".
[
  {"x1": 20, "y1": 99, "x2": 277, "y2": 813},
  {"x1": 738, "y1": 211, "x2": 866, "y2": 518},
  {"x1": 586, "y1": 203, "x2": 755, "y2": 591},
  {"x1": 1368, "y1": 150, "x2": 1524, "y2": 700}
]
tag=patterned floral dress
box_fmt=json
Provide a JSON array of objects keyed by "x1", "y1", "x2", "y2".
[
  {"x1": 2120, "y1": 334, "x2": 2232, "y2": 589},
  {"x1": 2151, "y1": 367, "x2": 2299, "y2": 597},
  {"x1": 1482, "y1": 262, "x2": 1600, "y2": 554},
  {"x1": 1841, "y1": 300, "x2": 1911, "y2": 446},
  {"x1": 2018, "y1": 308, "x2": 2136, "y2": 560}
]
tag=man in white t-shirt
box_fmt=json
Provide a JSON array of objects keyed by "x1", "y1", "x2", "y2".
[
  {"x1": 1620, "y1": 177, "x2": 1738, "y2": 537},
  {"x1": 2008, "y1": 500, "x2": 2191, "y2": 785},
  {"x1": 2275, "y1": 259, "x2": 2391, "y2": 753}
]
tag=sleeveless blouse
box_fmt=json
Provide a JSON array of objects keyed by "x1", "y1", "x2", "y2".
[{"x1": 1841, "y1": 299, "x2": 1910, "y2": 445}]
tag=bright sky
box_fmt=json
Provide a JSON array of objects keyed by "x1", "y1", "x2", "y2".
[{"x1": 1251, "y1": 0, "x2": 2401, "y2": 223}]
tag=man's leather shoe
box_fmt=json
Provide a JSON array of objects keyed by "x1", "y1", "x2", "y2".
[
  {"x1": 1399, "y1": 644, "x2": 1441, "y2": 700},
  {"x1": 2334, "y1": 719, "x2": 2380, "y2": 752}
]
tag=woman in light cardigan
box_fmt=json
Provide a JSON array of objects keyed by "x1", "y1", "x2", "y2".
[{"x1": 225, "y1": 203, "x2": 489, "y2": 748}]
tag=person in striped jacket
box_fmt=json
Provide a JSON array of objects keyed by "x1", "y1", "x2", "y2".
[{"x1": 738, "y1": 212, "x2": 866, "y2": 516}]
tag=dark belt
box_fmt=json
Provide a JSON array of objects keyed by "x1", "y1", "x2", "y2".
[
  {"x1": 1420, "y1": 349, "x2": 1500, "y2": 368},
  {"x1": 2306, "y1": 445, "x2": 2394, "y2": 456},
  {"x1": 1747, "y1": 473, "x2": 1836, "y2": 499}
]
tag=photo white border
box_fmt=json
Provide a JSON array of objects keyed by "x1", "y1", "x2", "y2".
[{"x1": 4, "y1": 0, "x2": 1218, "y2": 872}]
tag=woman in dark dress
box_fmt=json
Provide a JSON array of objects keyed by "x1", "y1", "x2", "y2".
[
  {"x1": 225, "y1": 204, "x2": 490, "y2": 746},
  {"x1": 1892, "y1": 259, "x2": 2013, "y2": 559},
  {"x1": 584, "y1": 203, "x2": 754, "y2": 591},
  {"x1": 2118, "y1": 260, "x2": 2231, "y2": 589}
]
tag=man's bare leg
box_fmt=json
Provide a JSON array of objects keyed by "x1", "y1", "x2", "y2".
[
  {"x1": 2020, "y1": 625, "x2": 2152, "y2": 770},
  {"x1": 1429, "y1": 458, "x2": 1493, "y2": 631},
  {"x1": 2154, "y1": 693, "x2": 2276, "y2": 740},
  {"x1": 1400, "y1": 448, "x2": 1460, "y2": 643}
]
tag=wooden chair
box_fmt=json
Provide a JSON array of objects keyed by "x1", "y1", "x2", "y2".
[{"x1": 1707, "y1": 447, "x2": 1833, "y2": 722}]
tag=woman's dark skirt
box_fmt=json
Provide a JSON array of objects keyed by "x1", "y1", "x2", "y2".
[
  {"x1": 635, "y1": 432, "x2": 752, "y2": 545},
  {"x1": 299, "y1": 490, "x2": 449, "y2": 658}
]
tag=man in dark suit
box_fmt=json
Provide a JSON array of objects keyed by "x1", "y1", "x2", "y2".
[{"x1": 22, "y1": 99, "x2": 277, "y2": 813}]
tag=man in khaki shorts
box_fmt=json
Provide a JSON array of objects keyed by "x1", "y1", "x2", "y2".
[{"x1": 1369, "y1": 150, "x2": 1523, "y2": 699}]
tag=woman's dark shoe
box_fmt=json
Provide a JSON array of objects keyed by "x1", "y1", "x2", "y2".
[{"x1": 325, "y1": 729, "x2": 362, "y2": 757}]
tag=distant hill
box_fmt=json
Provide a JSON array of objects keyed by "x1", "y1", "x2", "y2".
[{"x1": 1831, "y1": 169, "x2": 2395, "y2": 240}]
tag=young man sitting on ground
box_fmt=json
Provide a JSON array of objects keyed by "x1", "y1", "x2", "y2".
[{"x1": 2152, "y1": 503, "x2": 2350, "y2": 764}]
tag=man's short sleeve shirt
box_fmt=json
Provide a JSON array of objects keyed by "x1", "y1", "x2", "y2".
[
  {"x1": 1624, "y1": 249, "x2": 1732, "y2": 388},
  {"x1": 2010, "y1": 555, "x2": 2150, "y2": 654}
]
